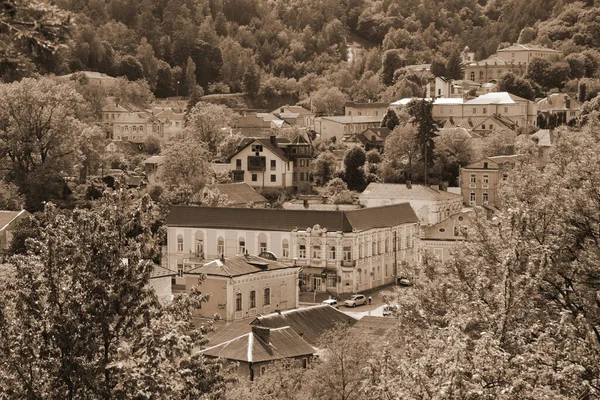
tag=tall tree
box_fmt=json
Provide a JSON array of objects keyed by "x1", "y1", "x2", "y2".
[
  {"x1": 444, "y1": 49, "x2": 464, "y2": 80},
  {"x1": 343, "y1": 147, "x2": 366, "y2": 191},
  {"x1": 406, "y1": 99, "x2": 438, "y2": 184},
  {"x1": 185, "y1": 101, "x2": 236, "y2": 155}
]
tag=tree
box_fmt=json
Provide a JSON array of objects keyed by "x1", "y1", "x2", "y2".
[
  {"x1": 0, "y1": 181, "x2": 24, "y2": 210},
  {"x1": 155, "y1": 60, "x2": 173, "y2": 98},
  {"x1": 475, "y1": 128, "x2": 517, "y2": 157},
  {"x1": 184, "y1": 57, "x2": 197, "y2": 96},
  {"x1": 445, "y1": 49, "x2": 464, "y2": 80},
  {"x1": 144, "y1": 135, "x2": 161, "y2": 155},
  {"x1": 313, "y1": 151, "x2": 337, "y2": 185},
  {"x1": 115, "y1": 54, "x2": 145, "y2": 81},
  {"x1": 310, "y1": 86, "x2": 347, "y2": 116},
  {"x1": 429, "y1": 57, "x2": 447, "y2": 78},
  {"x1": 0, "y1": 77, "x2": 86, "y2": 210},
  {"x1": 381, "y1": 49, "x2": 405, "y2": 86},
  {"x1": 189, "y1": 39, "x2": 223, "y2": 90},
  {"x1": 135, "y1": 37, "x2": 159, "y2": 90},
  {"x1": 380, "y1": 125, "x2": 420, "y2": 183},
  {"x1": 497, "y1": 72, "x2": 535, "y2": 100},
  {"x1": 0, "y1": 192, "x2": 228, "y2": 398},
  {"x1": 406, "y1": 99, "x2": 438, "y2": 184},
  {"x1": 186, "y1": 102, "x2": 236, "y2": 155},
  {"x1": 159, "y1": 138, "x2": 210, "y2": 192},
  {"x1": 242, "y1": 62, "x2": 261, "y2": 99},
  {"x1": 216, "y1": 132, "x2": 244, "y2": 162},
  {"x1": 433, "y1": 129, "x2": 477, "y2": 185},
  {"x1": 342, "y1": 147, "x2": 366, "y2": 191},
  {"x1": 325, "y1": 178, "x2": 354, "y2": 205},
  {"x1": 381, "y1": 109, "x2": 400, "y2": 130},
  {"x1": 107, "y1": 77, "x2": 155, "y2": 109}
]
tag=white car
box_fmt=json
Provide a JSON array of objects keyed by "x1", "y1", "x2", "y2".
[
  {"x1": 322, "y1": 299, "x2": 339, "y2": 308},
  {"x1": 344, "y1": 294, "x2": 367, "y2": 308}
]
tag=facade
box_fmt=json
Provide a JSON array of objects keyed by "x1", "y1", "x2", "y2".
[
  {"x1": 202, "y1": 325, "x2": 314, "y2": 381},
  {"x1": 421, "y1": 211, "x2": 473, "y2": 264},
  {"x1": 154, "y1": 108, "x2": 185, "y2": 140},
  {"x1": 341, "y1": 127, "x2": 390, "y2": 152},
  {"x1": 271, "y1": 105, "x2": 315, "y2": 129},
  {"x1": 165, "y1": 203, "x2": 419, "y2": 295},
  {"x1": 530, "y1": 129, "x2": 555, "y2": 167},
  {"x1": 148, "y1": 265, "x2": 176, "y2": 305},
  {"x1": 536, "y1": 93, "x2": 582, "y2": 128},
  {"x1": 344, "y1": 102, "x2": 390, "y2": 118},
  {"x1": 495, "y1": 43, "x2": 560, "y2": 64},
  {"x1": 233, "y1": 112, "x2": 290, "y2": 136},
  {"x1": 143, "y1": 155, "x2": 164, "y2": 184},
  {"x1": 316, "y1": 116, "x2": 382, "y2": 141},
  {"x1": 359, "y1": 183, "x2": 463, "y2": 226},
  {"x1": 459, "y1": 155, "x2": 523, "y2": 207},
  {"x1": 184, "y1": 255, "x2": 302, "y2": 321},
  {"x1": 0, "y1": 210, "x2": 29, "y2": 252},
  {"x1": 101, "y1": 104, "x2": 164, "y2": 143}
]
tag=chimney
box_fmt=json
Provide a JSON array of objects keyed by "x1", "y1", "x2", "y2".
[
  {"x1": 270, "y1": 135, "x2": 277, "y2": 146},
  {"x1": 565, "y1": 95, "x2": 570, "y2": 109},
  {"x1": 406, "y1": 181, "x2": 412, "y2": 189},
  {"x1": 220, "y1": 253, "x2": 225, "y2": 263},
  {"x1": 303, "y1": 199, "x2": 309, "y2": 209},
  {"x1": 252, "y1": 326, "x2": 271, "y2": 343}
]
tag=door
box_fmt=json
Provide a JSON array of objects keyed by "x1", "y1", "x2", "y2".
[{"x1": 312, "y1": 277, "x2": 321, "y2": 291}]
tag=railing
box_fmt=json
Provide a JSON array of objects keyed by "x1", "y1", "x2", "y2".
[{"x1": 341, "y1": 260, "x2": 356, "y2": 268}]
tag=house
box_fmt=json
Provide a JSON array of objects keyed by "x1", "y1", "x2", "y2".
[
  {"x1": 0, "y1": 210, "x2": 29, "y2": 251},
  {"x1": 344, "y1": 102, "x2": 390, "y2": 118},
  {"x1": 459, "y1": 155, "x2": 524, "y2": 207},
  {"x1": 530, "y1": 129, "x2": 555, "y2": 166},
  {"x1": 421, "y1": 210, "x2": 473, "y2": 264},
  {"x1": 437, "y1": 114, "x2": 517, "y2": 134},
  {"x1": 251, "y1": 304, "x2": 358, "y2": 346},
  {"x1": 271, "y1": 105, "x2": 315, "y2": 129},
  {"x1": 104, "y1": 140, "x2": 145, "y2": 156},
  {"x1": 201, "y1": 183, "x2": 268, "y2": 207},
  {"x1": 148, "y1": 265, "x2": 177, "y2": 305},
  {"x1": 359, "y1": 183, "x2": 463, "y2": 226},
  {"x1": 143, "y1": 155, "x2": 165, "y2": 184},
  {"x1": 183, "y1": 254, "x2": 302, "y2": 321},
  {"x1": 341, "y1": 127, "x2": 390, "y2": 152},
  {"x1": 536, "y1": 93, "x2": 582, "y2": 128},
  {"x1": 165, "y1": 203, "x2": 419, "y2": 294},
  {"x1": 278, "y1": 135, "x2": 314, "y2": 189},
  {"x1": 201, "y1": 325, "x2": 315, "y2": 381},
  {"x1": 101, "y1": 103, "x2": 164, "y2": 143},
  {"x1": 495, "y1": 43, "x2": 560, "y2": 64},
  {"x1": 233, "y1": 112, "x2": 290, "y2": 136},
  {"x1": 154, "y1": 108, "x2": 185, "y2": 140},
  {"x1": 315, "y1": 116, "x2": 382, "y2": 141}
]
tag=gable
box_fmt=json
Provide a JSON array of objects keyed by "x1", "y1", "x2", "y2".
[{"x1": 464, "y1": 158, "x2": 500, "y2": 170}]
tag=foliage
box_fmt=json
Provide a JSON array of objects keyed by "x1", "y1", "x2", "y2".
[
  {"x1": 144, "y1": 135, "x2": 161, "y2": 156},
  {"x1": 381, "y1": 109, "x2": 400, "y2": 131},
  {"x1": 342, "y1": 147, "x2": 366, "y2": 191},
  {"x1": 0, "y1": 181, "x2": 24, "y2": 210},
  {"x1": 159, "y1": 138, "x2": 209, "y2": 193},
  {"x1": 406, "y1": 99, "x2": 438, "y2": 184},
  {"x1": 476, "y1": 128, "x2": 517, "y2": 158},
  {"x1": 186, "y1": 101, "x2": 236, "y2": 155},
  {"x1": 310, "y1": 86, "x2": 347, "y2": 116},
  {"x1": 497, "y1": 72, "x2": 535, "y2": 101},
  {"x1": 325, "y1": 178, "x2": 354, "y2": 205},
  {"x1": 380, "y1": 124, "x2": 420, "y2": 183},
  {"x1": 433, "y1": 129, "x2": 477, "y2": 186},
  {"x1": 312, "y1": 151, "x2": 337, "y2": 185}
]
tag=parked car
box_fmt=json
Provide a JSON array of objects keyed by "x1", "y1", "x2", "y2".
[
  {"x1": 344, "y1": 294, "x2": 367, "y2": 307},
  {"x1": 322, "y1": 299, "x2": 339, "y2": 308},
  {"x1": 398, "y1": 277, "x2": 412, "y2": 286},
  {"x1": 382, "y1": 304, "x2": 399, "y2": 317}
]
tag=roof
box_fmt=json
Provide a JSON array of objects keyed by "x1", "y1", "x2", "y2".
[
  {"x1": 202, "y1": 326, "x2": 315, "y2": 363},
  {"x1": 392, "y1": 98, "x2": 463, "y2": 106},
  {"x1": 251, "y1": 305, "x2": 358, "y2": 345},
  {"x1": 465, "y1": 92, "x2": 531, "y2": 105},
  {"x1": 467, "y1": 55, "x2": 513, "y2": 66},
  {"x1": 362, "y1": 127, "x2": 391, "y2": 139},
  {"x1": 149, "y1": 265, "x2": 177, "y2": 279},
  {"x1": 272, "y1": 105, "x2": 313, "y2": 115},
  {"x1": 166, "y1": 203, "x2": 419, "y2": 233},
  {"x1": 208, "y1": 183, "x2": 267, "y2": 205},
  {"x1": 360, "y1": 183, "x2": 462, "y2": 202},
  {"x1": 154, "y1": 108, "x2": 185, "y2": 120},
  {"x1": 321, "y1": 116, "x2": 382, "y2": 124},
  {"x1": 102, "y1": 103, "x2": 131, "y2": 112},
  {"x1": 531, "y1": 129, "x2": 554, "y2": 147},
  {"x1": 0, "y1": 210, "x2": 27, "y2": 232},
  {"x1": 206, "y1": 322, "x2": 254, "y2": 346},
  {"x1": 231, "y1": 137, "x2": 290, "y2": 161},
  {"x1": 345, "y1": 102, "x2": 390, "y2": 108},
  {"x1": 105, "y1": 140, "x2": 144, "y2": 154},
  {"x1": 351, "y1": 316, "x2": 397, "y2": 339},
  {"x1": 497, "y1": 43, "x2": 559, "y2": 53},
  {"x1": 144, "y1": 155, "x2": 165, "y2": 165},
  {"x1": 537, "y1": 93, "x2": 582, "y2": 111},
  {"x1": 211, "y1": 163, "x2": 232, "y2": 174},
  {"x1": 186, "y1": 255, "x2": 296, "y2": 277},
  {"x1": 488, "y1": 154, "x2": 526, "y2": 163}
]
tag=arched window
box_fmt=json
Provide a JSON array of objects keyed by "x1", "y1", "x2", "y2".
[
  {"x1": 177, "y1": 235, "x2": 183, "y2": 252},
  {"x1": 235, "y1": 292, "x2": 242, "y2": 311},
  {"x1": 239, "y1": 238, "x2": 246, "y2": 255},
  {"x1": 282, "y1": 239, "x2": 289, "y2": 258},
  {"x1": 479, "y1": 71, "x2": 484, "y2": 79},
  {"x1": 470, "y1": 71, "x2": 475, "y2": 81},
  {"x1": 194, "y1": 231, "x2": 204, "y2": 258},
  {"x1": 263, "y1": 287, "x2": 271, "y2": 305},
  {"x1": 250, "y1": 290, "x2": 256, "y2": 308},
  {"x1": 217, "y1": 237, "x2": 224, "y2": 256}
]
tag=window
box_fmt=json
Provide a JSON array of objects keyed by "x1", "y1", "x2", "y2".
[
  {"x1": 235, "y1": 293, "x2": 242, "y2": 311},
  {"x1": 479, "y1": 71, "x2": 483, "y2": 79},
  {"x1": 270, "y1": 174, "x2": 276, "y2": 182},
  {"x1": 358, "y1": 241, "x2": 363, "y2": 258},
  {"x1": 133, "y1": 126, "x2": 137, "y2": 132},
  {"x1": 483, "y1": 175, "x2": 489, "y2": 184},
  {"x1": 177, "y1": 264, "x2": 184, "y2": 277},
  {"x1": 470, "y1": 174, "x2": 476, "y2": 183},
  {"x1": 300, "y1": 172, "x2": 305, "y2": 181},
  {"x1": 250, "y1": 291, "x2": 256, "y2": 308},
  {"x1": 260, "y1": 241, "x2": 267, "y2": 253},
  {"x1": 470, "y1": 71, "x2": 475, "y2": 81},
  {"x1": 236, "y1": 159, "x2": 242, "y2": 169},
  {"x1": 327, "y1": 275, "x2": 337, "y2": 287},
  {"x1": 483, "y1": 162, "x2": 488, "y2": 169},
  {"x1": 481, "y1": 124, "x2": 485, "y2": 130},
  {"x1": 252, "y1": 174, "x2": 257, "y2": 182},
  {"x1": 299, "y1": 159, "x2": 305, "y2": 167},
  {"x1": 299, "y1": 244, "x2": 306, "y2": 258},
  {"x1": 263, "y1": 288, "x2": 270, "y2": 305},
  {"x1": 270, "y1": 160, "x2": 276, "y2": 170},
  {"x1": 470, "y1": 192, "x2": 476, "y2": 203},
  {"x1": 385, "y1": 265, "x2": 388, "y2": 278},
  {"x1": 385, "y1": 238, "x2": 389, "y2": 253},
  {"x1": 472, "y1": 108, "x2": 477, "y2": 114},
  {"x1": 139, "y1": 125, "x2": 144, "y2": 132},
  {"x1": 503, "y1": 173, "x2": 508, "y2": 181},
  {"x1": 504, "y1": 107, "x2": 508, "y2": 113},
  {"x1": 282, "y1": 240, "x2": 289, "y2": 258},
  {"x1": 483, "y1": 108, "x2": 487, "y2": 114},
  {"x1": 343, "y1": 246, "x2": 352, "y2": 261},
  {"x1": 217, "y1": 237, "x2": 224, "y2": 255},
  {"x1": 483, "y1": 192, "x2": 489, "y2": 204},
  {"x1": 177, "y1": 235, "x2": 183, "y2": 252},
  {"x1": 312, "y1": 245, "x2": 321, "y2": 259},
  {"x1": 248, "y1": 156, "x2": 266, "y2": 171},
  {"x1": 251, "y1": 144, "x2": 263, "y2": 152},
  {"x1": 239, "y1": 238, "x2": 246, "y2": 255},
  {"x1": 372, "y1": 241, "x2": 377, "y2": 256},
  {"x1": 454, "y1": 226, "x2": 460, "y2": 236},
  {"x1": 329, "y1": 245, "x2": 336, "y2": 260}
]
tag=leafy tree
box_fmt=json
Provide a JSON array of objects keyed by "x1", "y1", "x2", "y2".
[
  {"x1": 429, "y1": 57, "x2": 447, "y2": 78},
  {"x1": 406, "y1": 99, "x2": 438, "y2": 184},
  {"x1": 313, "y1": 151, "x2": 337, "y2": 185},
  {"x1": 445, "y1": 49, "x2": 464, "y2": 80},
  {"x1": 310, "y1": 86, "x2": 347, "y2": 115},
  {"x1": 115, "y1": 54, "x2": 145, "y2": 81},
  {"x1": 189, "y1": 39, "x2": 223, "y2": 90},
  {"x1": 159, "y1": 138, "x2": 210, "y2": 192},
  {"x1": 135, "y1": 37, "x2": 159, "y2": 90},
  {"x1": 380, "y1": 125, "x2": 420, "y2": 183},
  {"x1": 497, "y1": 72, "x2": 535, "y2": 100},
  {"x1": 186, "y1": 101, "x2": 236, "y2": 155},
  {"x1": 155, "y1": 60, "x2": 173, "y2": 98},
  {"x1": 216, "y1": 132, "x2": 244, "y2": 162},
  {"x1": 0, "y1": 181, "x2": 24, "y2": 210},
  {"x1": 475, "y1": 128, "x2": 517, "y2": 157},
  {"x1": 242, "y1": 62, "x2": 261, "y2": 99},
  {"x1": 184, "y1": 57, "x2": 197, "y2": 96},
  {"x1": 381, "y1": 109, "x2": 400, "y2": 130},
  {"x1": 144, "y1": 135, "x2": 161, "y2": 155},
  {"x1": 433, "y1": 129, "x2": 477, "y2": 185},
  {"x1": 325, "y1": 178, "x2": 354, "y2": 205},
  {"x1": 342, "y1": 147, "x2": 366, "y2": 191},
  {"x1": 106, "y1": 77, "x2": 155, "y2": 109},
  {"x1": 381, "y1": 49, "x2": 405, "y2": 86}
]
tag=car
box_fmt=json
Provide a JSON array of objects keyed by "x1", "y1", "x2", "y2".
[
  {"x1": 344, "y1": 294, "x2": 367, "y2": 308},
  {"x1": 398, "y1": 277, "x2": 412, "y2": 286},
  {"x1": 322, "y1": 299, "x2": 339, "y2": 308},
  {"x1": 382, "y1": 304, "x2": 399, "y2": 317}
]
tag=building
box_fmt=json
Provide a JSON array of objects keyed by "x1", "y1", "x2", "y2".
[
  {"x1": 421, "y1": 210, "x2": 473, "y2": 263},
  {"x1": 271, "y1": 105, "x2": 315, "y2": 129},
  {"x1": 530, "y1": 129, "x2": 555, "y2": 167},
  {"x1": 316, "y1": 116, "x2": 382, "y2": 141},
  {"x1": 359, "y1": 183, "x2": 463, "y2": 226},
  {"x1": 200, "y1": 183, "x2": 268, "y2": 208},
  {"x1": 344, "y1": 102, "x2": 390, "y2": 118},
  {"x1": 101, "y1": 103, "x2": 164, "y2": 143},
  {"x1": 165, "y1": 203, "x2": 419, "y2": 295},
  {"x1": 459, "y1": 155, "x2": 524, "y2": 207},
  {"x1": 536, "y1": 93, "x2": 582, "y2": 128},
  {"x1": 201, "y1": 325, "x2": 315, "y2": 381},
  {"x1": 143, "y1": 155, "x2": 165, "y2": 184},
  {"x1": 434, "y1": 77, "x2": 482, "y2": 98},
  {"x1": 183, "y1": 254, "x2": 302, "y2": 321},
  {"x1": 148, "y1": 265, "x2": 176, "y2": 305},
  {"x1": 495, "y1": 43, "x2": 560, "y2": 64},
  {"x1": 154, "y1": 108, "x2": 185, "y2": 140},
  {"x1": 341, "y1": 127, "x2": 390, "y2": 152},
  {"x1": 233, "y1": 112, "x2": 290, "y2": 136},
  {"x1": 0, "y1": 210, "x2": 29, "y2": 251}
]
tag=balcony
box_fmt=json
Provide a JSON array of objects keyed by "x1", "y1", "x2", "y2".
[{"x1": 341, "y1": 260, "x2": 356, "y2": 268}]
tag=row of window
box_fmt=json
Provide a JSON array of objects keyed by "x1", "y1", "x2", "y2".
[
  {"x1": 470, "y1": 174, "x2": 490, "y2": 184},
  {"x1": 298, "y1": 245, "x2": 352, "y2": 260},
  {"x1": 236, "y1": 288, "x2": 270, "y2": 311},
  {"x1": 470, "y1": 192, "x2": 489, "y2": 204},
  {"x1": 251, "y1": 173, "x2": 277, "y2": 183},
  {"x1": 176, "y1": 236, "x2": 289, "y2": 258}
]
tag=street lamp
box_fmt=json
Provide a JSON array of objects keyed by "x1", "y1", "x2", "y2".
[{"x1": 176, "y1": 81, "x2": 180, "y2": 98}]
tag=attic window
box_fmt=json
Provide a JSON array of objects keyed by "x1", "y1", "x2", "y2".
[
  {"x1": 439, "y1": 228, "x2": 446, "y2": 233},
  {"x1": 251, "y1": 144, "x2": 263, "y2": 152},
  {"x1": 483, "y1": 162, "x2": 488, "y2": 169}
]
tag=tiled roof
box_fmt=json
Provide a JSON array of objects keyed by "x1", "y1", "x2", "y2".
[
  {"x1": 208, "y1": 183, "x2": 267, "y2": 205},
  {"x1": 345, "y1": 102, "x2": 390, "y2": 108},
  {"x1": 465, "y1": 92, "x2": 531, "y2": 105},
  {"x1": 531, "y1": 129, "x2": 554, "y2": 147},
  {"x1": 488, "y1": 154, "x2": 525, "y2": 164},
  {"x1": 186, "y1": 255, "x2": 295, "y2": 277},
  {"x1": 360, "y1": 183, "x2": 462, "y2": 202},
  {"x1": 154, "y1": 108, "x2": 185, "y2": 120},
  {"x1": 232, "y1": 137, "x2": 290, "y2": 161},
  {"x1": 272, "y1": 105, "x2": 313, "y2": 115},
  {"x1": 166, "y1": 203, "x2": 418, "y2": 232},
  {"x1": 497, "y1": 43, "x2": 559, "y2": 53},
  {"x1": 363, "y1": 127, "x2": 391, "y2": 139},
  {"x1": 0, "y1": 210, "x2": 27, "y2": 232},
  {"x1": 201, "y1": 326, "x2": 315, "y2": 363},
  {"x1": 321, "y1": 116, "x2": 382, "y2": 124},
  {"x1": 206, "y1": 322, "x2": 254, "y2": 346},
  {"x1": 537, "y1": 93, "x2": 582, "y2": 111},
  {"x1": 149, "y1": 265, "x2": 177, "y2": 279},
  {"x1": 144, "y1": 155, "x2": 165, "y2": 165},
  {"x1": 467, "y1": 55, "x2": 512, "y2": 66},
  {"x1": 251, "y1": 305, "x2": 358, "y2": 346},
  {"x1": 351, "y1": 316, "x2": 397, "y2": 339}
]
